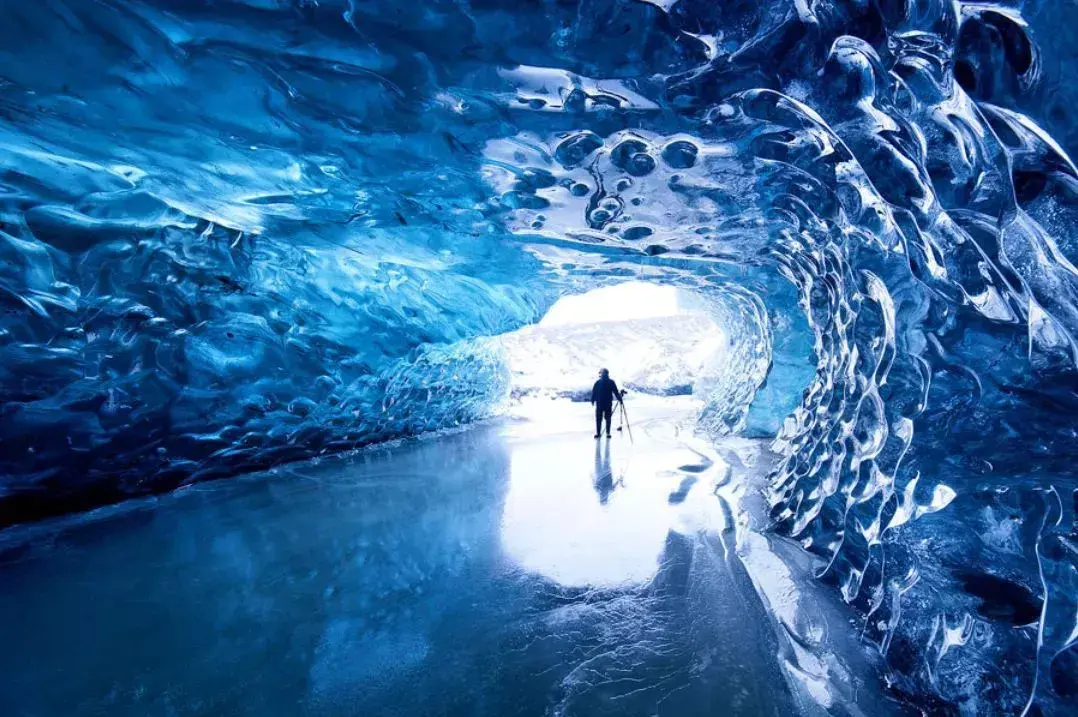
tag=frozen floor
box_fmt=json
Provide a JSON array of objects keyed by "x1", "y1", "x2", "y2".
[{"x1": 0, "y1": 398, "x2": 909, "y2": 716}]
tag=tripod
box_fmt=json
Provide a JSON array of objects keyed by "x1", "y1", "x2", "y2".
[{"x1": 615, "y1": 397, "x2": 634, "y2": 443}]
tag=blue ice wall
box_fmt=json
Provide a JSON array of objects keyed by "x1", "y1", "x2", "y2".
[
  {"x1": 0, "y1": 0, "x2": 564, "y2": 523},
  {"x1": 2, "y1": 0, "x2": 1078, "y2": 712},
  {"x1": 743, "y1": 277, "x2": 816, "y2": 439}
]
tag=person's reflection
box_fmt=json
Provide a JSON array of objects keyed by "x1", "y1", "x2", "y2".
[{"x1": 593, "y1": 439, "x2": 618, "y2": 505}]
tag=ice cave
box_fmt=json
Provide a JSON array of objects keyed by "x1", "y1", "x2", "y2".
[{"x1": 1, "y1": 0, "x2": 1078, "y2": 715}]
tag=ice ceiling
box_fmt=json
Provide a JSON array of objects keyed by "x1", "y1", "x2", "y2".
[{"x1": 1, "y1": 0, "x2": 1078, "y2": 712}]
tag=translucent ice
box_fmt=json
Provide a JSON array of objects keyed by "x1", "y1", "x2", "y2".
[{"x1": 1, "y1": 0, "x2": 1078, "y2": 712}]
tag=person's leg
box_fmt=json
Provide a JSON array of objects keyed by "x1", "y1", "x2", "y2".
[
  {"x1": 603, "y1": 406, "x2": 613, "y2": 436},
  {"x1": 595, "y1": 406, "x2": 602, "y2": 438}
]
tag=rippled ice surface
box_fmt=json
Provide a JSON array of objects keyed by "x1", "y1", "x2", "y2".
[{"x1": 0, "y1": 399, "x2": 904, "y2": 716}]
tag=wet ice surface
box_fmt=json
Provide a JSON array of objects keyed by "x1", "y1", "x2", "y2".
[{"x1": 0, "y1": 398, "x2": 906, "y2": 716}]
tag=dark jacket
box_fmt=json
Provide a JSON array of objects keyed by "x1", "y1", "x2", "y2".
[{"x1": 590, "y1": 377, "x2": 621, "y2": 409}]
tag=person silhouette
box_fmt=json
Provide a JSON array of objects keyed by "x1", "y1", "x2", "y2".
[{"x1": 590, "y1": 368, "x2": 622, "y2": 439}]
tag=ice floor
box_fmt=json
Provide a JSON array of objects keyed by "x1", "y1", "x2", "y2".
[{"x1": 0, "y1": 398, "x2": 910, "y2": 716}]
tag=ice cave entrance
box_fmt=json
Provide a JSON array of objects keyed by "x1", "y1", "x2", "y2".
[
  {"x1": 499, "y1": 281, "x2": 728, "y2": 405},
  {"x1": 494, "y1": 279, "x2": 816, "y2": 442}
]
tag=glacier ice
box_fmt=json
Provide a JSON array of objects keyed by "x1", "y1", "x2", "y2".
[{"x1": 1, "y1": 0, "x2": 1078, "y2": 712}]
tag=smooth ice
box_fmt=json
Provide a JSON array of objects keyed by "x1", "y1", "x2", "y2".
[{"x1": 0, "y1": 400, "x2": 901, "y2": 716}]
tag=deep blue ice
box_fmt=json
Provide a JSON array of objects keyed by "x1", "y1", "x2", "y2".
[{"x1": 3, "y1": 0, "x2": 1078, "y2": 711}]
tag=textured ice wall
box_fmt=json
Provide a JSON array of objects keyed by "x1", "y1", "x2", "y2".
[
  {"x1": 744, "y1": 279, "x2": 816, "y2": 439},
  {"x1": 691, "y1": 283, "x2": 775, "y2": 437},
  {"x1": 1, "y1": 0, "x2": 1078, "y2": 712},
  {"x1": 0, "y1": 0, "x2": 567, "y2": 525}
]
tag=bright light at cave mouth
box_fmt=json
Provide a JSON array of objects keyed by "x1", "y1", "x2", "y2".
[
  {"x1": 539, "y1": 282, "x2": 682, "y2": 326},
  {"x1": 500, "y1": 281, "x2": 727, "y2": 399}
]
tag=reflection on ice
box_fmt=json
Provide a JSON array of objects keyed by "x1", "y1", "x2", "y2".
[{"x1": 500, "y1": 397, "x2": 728, "y2": 588}]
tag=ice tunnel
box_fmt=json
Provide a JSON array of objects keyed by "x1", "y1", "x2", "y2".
[{"x1": 2, "y1": 0, "x2": 1078, "y2": 714}]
